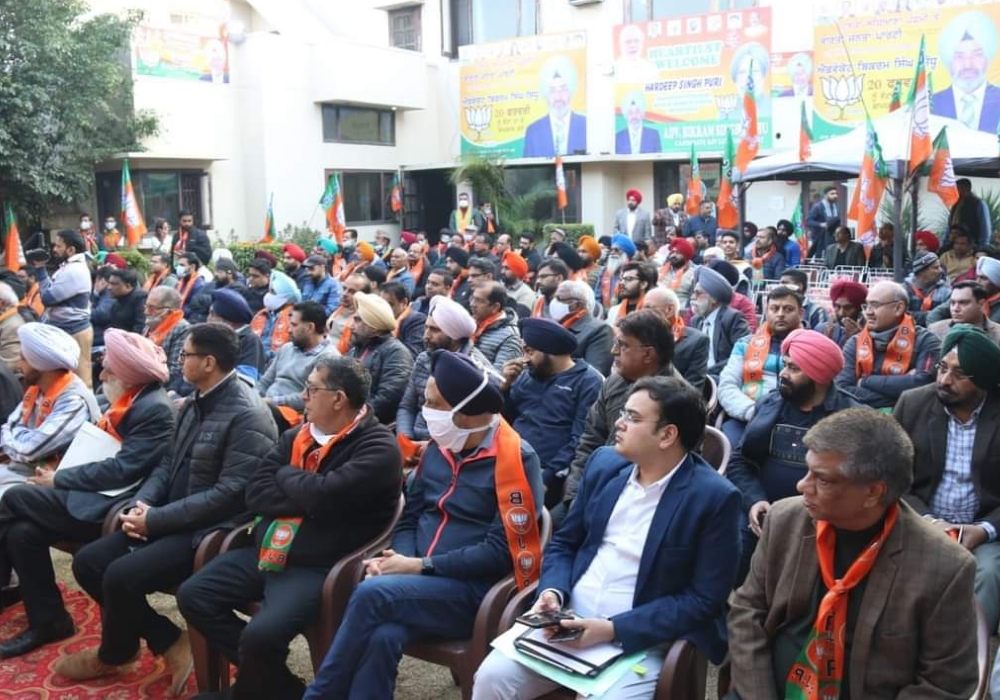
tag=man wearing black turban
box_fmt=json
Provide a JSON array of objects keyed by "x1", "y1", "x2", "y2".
[{"x1": 895, "y1": 323, "x2": 1000, "y2": 634}]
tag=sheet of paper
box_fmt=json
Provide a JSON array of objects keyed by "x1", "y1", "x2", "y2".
[
  {"x1": 56, "y1": 422, "x2": 137, "y2": 497},
  {"x1": 491, "y1": 624, "x2": 646, "y2": 697}
]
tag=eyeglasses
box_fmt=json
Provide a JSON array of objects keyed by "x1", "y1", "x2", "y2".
[
  {"x1": 611, "y1": 339, "x2": 652, "y2": 352},
  {"x1": 536, "y1": 273, "x2": 558, "y2": 280},
  {"x1": 936, "y1": 362, "x2": 972, "y2": 382},
  {"x1": 303, "y1": 384, "x2": 339, "y2": 398},
  {"x1": 144, "y1": 304, "x2": 166, "y2": 312},
  {"x1": 861, "y1": 300, "x2": 900, "y2": 311},
  {"x1": 618, "y1": 409, "x2": 657, "y2": 425},
  {"x1": 178, "y1": 350, "x2": 208, "y2": 361},
  {"x1": 619, "y1": 276, "x2": 641, "y2": 283}
]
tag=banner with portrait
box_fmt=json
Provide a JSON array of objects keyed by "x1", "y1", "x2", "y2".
[
  {"x1": 771, "y1": 51, "x2": 814, "y2": 99},
  {"x1": 132, "y1": 0, "x2": 231, "y2": 84},
  {"x1": 459, "y1": 32, "x2": 588, "y2": 159},
  {"x1": 611, "y1": 8, "x2": 773, "y2": 156},
  {"x1": 812, "y1": 5, "x2": 1000, "y2": 139}
]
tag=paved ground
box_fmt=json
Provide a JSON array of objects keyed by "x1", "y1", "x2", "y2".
[{"x1": 49, "y1": 548, "x2": 724, "y2": 698}]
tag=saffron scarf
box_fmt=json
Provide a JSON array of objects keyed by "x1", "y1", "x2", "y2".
[
  {"x1": 785, "y1": 504, "x2": 899, "y2": 700},
  {"x1": 449, "y1": 270, "x2": 468, "y2": 299},
  {"x1": 531, "y1": 297, "x2": 547, "y2": 318},
  {"x1": 559, "y1": 309, "x2": 587, "y2": 329},
  {"x1": 257, "y1": 409, "x2": 367, "y2": 572},
  {"x1": 0, "y1": 307, "x2": 18, "y2": 326},
  {"x1": 671, "y1": 315, "x2": 686, "y2": 343},
  {"x1": 741, "y1": 325, "x2": 773, "y2": 401},
  {"x1": 176, "y1": 275, "x2": 197, "y2": 309},
  {"x1": 96, "y1": 385, "x2": 144, "y2": 442},
  {"x1": 143, "y1": 269, "x2": 168, "y2": 292},
  {"x1": 751, "y1": 245, "x2": 776, "y2": 282},
  {"x1": 472, "y1": 311, "x2": 505, "y2": 342},
  {"x1": 659, "y1": 262, "x2": 688, "y2": 290},
  {"x1": 909, "y1": 283, "x2": 935, "y2": 312},
  {"x1": 250, "y1": 306, "x2": 292, "y2": 353},
  {"x1": 146, "y1": 309, "x2": 185, "y2": 347},
  {"x1": 20, "y1": 370, "x2": 75, "y2": 427},
  {"x1": 855, "y1": 315, "x2": 916, "y2": 378},
  {"x1": 393, "y1": 305, "x2": 412, "y2": 338}
]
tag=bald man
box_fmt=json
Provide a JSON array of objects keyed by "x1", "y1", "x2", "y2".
[{"x1": 644, "y1": 287, "x2": 708, "y2": 390}]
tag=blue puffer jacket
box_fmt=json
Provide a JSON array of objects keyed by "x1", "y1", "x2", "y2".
[{"x1": 393, "y1": 423, "x2": 543, "y2": 588}]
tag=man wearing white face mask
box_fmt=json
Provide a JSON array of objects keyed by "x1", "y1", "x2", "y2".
[
  {"x1": 174, "y1": 252, "x2": 205, "y2": 321},
  {"x1": 250, "y1": 270, "x2": 302, "y2": 363},
  {"x1": 550, "y1": 280, "x2": 613, "y2": 376},
  {"x1": 305, "y1": 350, "x2": 544, "y2": 700}
]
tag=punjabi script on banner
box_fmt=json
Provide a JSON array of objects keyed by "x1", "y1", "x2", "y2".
[
  {"x1": 812, "y1": 4, "x2": 1000, "y2": 139},
  {"x1": 611, "y1": 8, "x2": 772, "y2": 156},
  {"x1": 459, "y1": 32, "x2": 588, "y2": 159}
]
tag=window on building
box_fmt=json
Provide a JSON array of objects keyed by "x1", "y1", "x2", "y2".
[
  {"x1": 95, "y1": 169, "x2": 205, "y2": 230},
  {"x1": 628, "y1": 0, "x2": 757, "y2": 22},
  {"x1": 331, "y1": 171, "x2": 397, "y2": 225},
  {"x1": 450, "y1": 0, "x2": 538, "y2": 53},
  {"x1": 505, "y1": 163, "x2": 581, "y2": 225},
  {"x1": 321, "y1": 105, "x2": 395, "y2": 145},
  {"x1": 389, "y1": 6, "x2": 421, "y2": 51}
]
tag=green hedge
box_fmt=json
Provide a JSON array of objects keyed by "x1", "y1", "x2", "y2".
[
  {"x1": 228, "y1": 242, "x2": 286, "y2": 273},
  {"x1": 541, "y1": 223, "x2": 595, "y2": 247}
]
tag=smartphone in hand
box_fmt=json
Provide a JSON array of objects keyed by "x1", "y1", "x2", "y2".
[{"x1": 516, "y1": 610, "x2": 576, "y2": 628}]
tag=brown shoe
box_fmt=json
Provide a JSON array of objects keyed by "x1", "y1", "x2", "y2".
[
  {"x1": 53, "y1": 647, "x2": 135, "y2": 681},
  {"x1": 163, "y1": 631, "x2": 193, "y2": 697}
]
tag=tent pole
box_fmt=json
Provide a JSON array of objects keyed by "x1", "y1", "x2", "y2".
[
  {"x1": 737, "y1": 182, "x2": 747, "y2": 239},
  {"x1": 909, "y1": 175, "x2": 919, "y2": 255},
  {"x1": 893, "y1": 176, "x2": 905, "y2": 282}
]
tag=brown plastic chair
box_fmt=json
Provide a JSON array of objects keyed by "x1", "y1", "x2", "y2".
[
  {"x1": 191, "y1": 493, "x2": 406, "y2": 692},
  {"x1": 702, "y1": 375, "x2": 719, "y2": 416},
  {"x1": 699, "y1": 425, "x2": 732, "y2": 476},
  {"x1": 498, "y1": 581, "x2": 707, "y2": 700},
  {"x1": 53, "y1": 497, "x2": 132, "y2": 555},
  {"x1": 402, "y1": 508, "x2": 553, "y2": 700}
]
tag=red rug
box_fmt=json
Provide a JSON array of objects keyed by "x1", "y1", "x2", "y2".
[{"x1": 0, "y1": 586, "x2": 198, "y2": 698}]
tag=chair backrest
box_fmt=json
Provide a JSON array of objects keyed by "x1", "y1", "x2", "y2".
[
  {"x1": 700, "y1": 425, "x2": 731, "y2": 475},
  {"x1": 702, "y1": 375, "x2": 718, "y2": 416},
  {"x1": 974, "y1": 601, "x2": 989, "y2": 700}
]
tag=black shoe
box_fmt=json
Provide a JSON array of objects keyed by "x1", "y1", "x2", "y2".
[{"x1": 0, "y1": 616, "x2": 75, "y2": 658}]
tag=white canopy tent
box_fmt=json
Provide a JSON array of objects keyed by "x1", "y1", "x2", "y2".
[{"x1": 735, "y1": 107, "x2": 1000, "y2": 182}]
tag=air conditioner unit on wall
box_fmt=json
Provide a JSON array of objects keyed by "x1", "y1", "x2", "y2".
[{"x1": 568, "y1": 0, "x2": 603, "y2": 6}]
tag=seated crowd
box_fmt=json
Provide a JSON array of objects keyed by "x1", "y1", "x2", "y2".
[{"x1": 0, "y1": 201, "x2": 996, "y2": 700}]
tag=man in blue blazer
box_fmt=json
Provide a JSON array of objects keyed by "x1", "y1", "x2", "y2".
[
  {"x1": 615, "y1": 91, "x2": 661, "y2": 155},
  {"x1": 473, "y1": 376, "x2": 743, "y2": 699},
  {"x1": 522, "y1": 55, "x2": 588, "y2": 157},
  {"x1": 931, "y1": 12, "x2": 1000, "y2": 135}
]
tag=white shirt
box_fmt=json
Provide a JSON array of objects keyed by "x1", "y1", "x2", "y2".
[
  {"x1": 567, "y1": 461, "x2": 682, "y2": 619},
  {"x1": 626, "y1": 210, "x2": 637, "y2": 237},
  {"x1": 629, "y1": 127, "x2": 641, "y2": 154},
  {"x1": 703, "y1": 306, "x2": 721, "y2": 367},
  {"x1": 954, "y1": 81, "x2": 987, "y2": 130},
  {"x1": 548, "y1": 113, "x2": 571, "y2": 155}
]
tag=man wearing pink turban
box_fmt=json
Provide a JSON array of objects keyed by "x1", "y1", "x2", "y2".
[
  {"x1": 0, "y1": 328, "x2": 176, "y2": 659},
  {"x1": 725, "y1": 328, "x2": 863, "y2": 584}
]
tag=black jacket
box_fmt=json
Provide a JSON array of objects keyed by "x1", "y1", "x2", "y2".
[
  {"x1": 93, "y1": 288, "x2": 147, "y2": 339},
  {"x1": 246, "y1": 413, "x2": 402, "y2": 568},
  {"x1": 397, "y1": 310, "x2": 427, "y2": 360},
  {"x1": 693, "y1": 305, "x2": 752, "y2": 376},
  {"x1": 134, "y1": 372, "x2": 278, "y2": 543},
  {"x1": 53, "y1": 384, "x2": 176, "y2": 522},
  {"x1": 674, "y1": 325, "x2": 709, "y2": 391},
  {"x1": 188, "y1": 281, "x2": 252, "y2": 324},
  {"x1": 0, "y1": 362, "x2": 23, "y2": 425},
  {"x1": 567, "y1": 314, "x2": 614, "y2": 377},
  {"x1": 348, "y1": 334, "x2": 414, "y2": 423},
  {"x1": 171, "y1": 227, "x2": 212, "y2": 267}
]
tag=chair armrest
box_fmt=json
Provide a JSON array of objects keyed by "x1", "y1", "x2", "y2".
[
  {"x1": 101, "y1": 498, "x2": 132, "y2": 535},
  {"x1": 655, "y1": 638, "x2": 707, "y2": 699},
  {"x1": 219, "y1": 521, "x2": 255, "y2": 554},
  {"x1": 497, "y1": 581, "x2": 540, "y2": 633},
  {"x1": 468, "y1": 575, "x2": 519, "y2": 678},
  {"x1": 193, "y1": 529, "x2": 228, "y2": 571}
]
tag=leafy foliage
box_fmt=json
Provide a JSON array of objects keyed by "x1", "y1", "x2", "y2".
[
  {"x1": 541, "y1": 223, "x2": 595, "y2": 247},
  {"x1": 0, "y1": 0, "x2": 158, "y2": 219},
  {"x1": 449, "y1": 156, "x2": 561, "y2": 236}
]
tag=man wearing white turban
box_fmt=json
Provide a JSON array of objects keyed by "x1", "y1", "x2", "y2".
[
  {"x1": 932, "y1": 11, "x2": 1000, "y2": 134},
  {"x1": 250, "y1": 269, "x2": 302, "y2": 362},
  {"x1": 396, "y1": 296, "x2": 493, "y2": 443},
  {"x1": 0, "y1": 328, "x2": 175, "y2": 658},
  {"x1": 346, "y1": 293, "x2": 413, "y2": 423},
  {"x1": 0, "y1": 323, "x2": 100, "y2": 496}
]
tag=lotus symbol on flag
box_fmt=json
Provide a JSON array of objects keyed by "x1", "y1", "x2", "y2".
[
  {"x1": 821, "y1": 75, "x2": 864, "y2": 120},
  {"x1": 465, "y1": 106, "x2": 492, "y2": 141},
  {"x1": 716, "y1": 93, "x2": 738, "y2": 119}
]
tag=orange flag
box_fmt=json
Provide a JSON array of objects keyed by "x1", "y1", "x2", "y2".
[
  {"x1": 799, "y1": 101, "x2": 812, "y2": 163},
  {"x1": 735, "y1": 62, "x2": 760, "y2": 174},
  {"x1": 907, "y1": 35, "x2": 932, "y2": 174},
  {"x1": 685, "y1": 144, "x2": 702, "y2": 215},
  {"x1": 3, "y1": 204, "x2": 24, "y2": 271},
  {"x1": 120, "y1": 159, "x2": 147, "y2": 248},
  {"x1": 717, "y1": 129, "x2": 738, "y2": 229},
  {"x1": 848, "y1": 116, "x2": 888, "y2": 249},
  {"x1": 928, "y1": 128, "x2": 959, "y2": 209}
]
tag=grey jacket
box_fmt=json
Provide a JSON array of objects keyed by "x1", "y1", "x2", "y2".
[
  {"x1": 614, "y1": 207, "x2": 653, "y2": 243},
  {"x1": 564, "y1": 364, "x2": 685, "y2": 502},
  {"x1": 133, "y1": 372, "x2": 278, "y2": 543},
  {"x1": 397, "y1": 340, "x2": 491, "y2": 441},
  {"x1": 349, "y1": 334, "x2": 414, "y2": 423},
  {"x1": 835, "y1": 323, "x2": 941, "y2": 409},
  {"x1": 474, "y1": 313, "x2": 523, "y2": 371},
  {"x1": 692, "y1": 305, "x2": 751, "y2": 376},
  {"x1": 53, "y1": 384, "x2": 176, "y2": 522},
  {"x1": 568, "y1": 314, "x2": 614, "y2": 377},
  {"x1": 258, "y1": 338, "x2": 338, "y2": 412}
]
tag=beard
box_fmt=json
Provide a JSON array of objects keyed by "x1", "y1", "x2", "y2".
[
  {"x1": 669, "y1": 257, "x2": 686, "y2": 269},
  {"x1": 528, "y1": 355, "x2": 555, "y2": 380},
  {"x1": 778, "y1": 376, "x2": 815, "y2": 404},
  {"x1": 103, "y1": 375, "x2": 128, "y2": 404}
]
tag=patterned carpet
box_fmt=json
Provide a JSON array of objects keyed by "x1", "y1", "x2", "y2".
[{"x1": 0, "y1": 586, "x2": 197, "y2": 699}]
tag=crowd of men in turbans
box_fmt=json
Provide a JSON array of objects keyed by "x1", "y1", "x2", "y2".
[{"x1": 0, "y1": 191, "x2": 998, "y2": 699}]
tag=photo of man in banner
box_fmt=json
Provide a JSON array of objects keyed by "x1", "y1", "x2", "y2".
[
  {"x1": 522, "y1": 55, "x2": 588, "y2": 158},
  {"x1": 931, "y1": 10, "x2": 1000, "y2": 134}
]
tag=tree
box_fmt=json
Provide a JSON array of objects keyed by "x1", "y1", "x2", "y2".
[
  {"x1": 449, "y1": 156, "x2": 555, "y2": 235},
  {"x1": 0, "y1": 0, "x2": 157, "y2": 219}
]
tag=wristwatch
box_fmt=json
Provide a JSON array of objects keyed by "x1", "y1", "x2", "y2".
[{"x1": 421, "y1": 557, "x2": 435, "y2": 576}]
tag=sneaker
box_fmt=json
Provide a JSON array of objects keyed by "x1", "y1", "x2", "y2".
[{"x1": 53, "y1": 647, "x2": 136, "y2": 681}]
